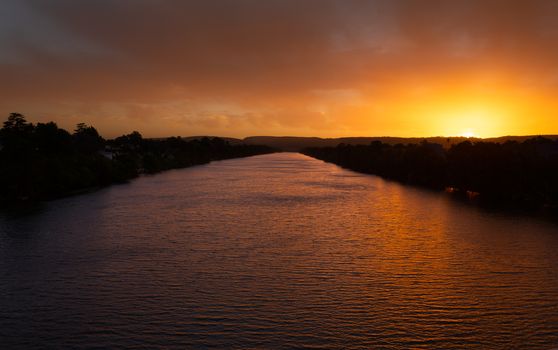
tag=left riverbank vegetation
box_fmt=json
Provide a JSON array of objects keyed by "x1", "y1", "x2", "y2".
[
  {"x1": 0, "y1": 113, "x2": 275, "y2": 204},
  {"x1": 302, "y1": 138, "x2": 558, "y2": 212}
]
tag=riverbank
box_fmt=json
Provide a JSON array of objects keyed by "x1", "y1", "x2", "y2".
[
  {"x1": 302, "y1": 138, "x2": 558, "y2": 215},
  {"x1": 0, "y1": 114, "x2": 275, "y2": 205}
]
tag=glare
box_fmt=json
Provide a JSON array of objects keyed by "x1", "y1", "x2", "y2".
[{"x1": 461, "y1": 130, "x2": 476, "y2": 138}]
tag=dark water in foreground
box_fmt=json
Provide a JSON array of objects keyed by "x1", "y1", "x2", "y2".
[{"x1": 1, "y1": 152, "x2": 558, "y2": 349}]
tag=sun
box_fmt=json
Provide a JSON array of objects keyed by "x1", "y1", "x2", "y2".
[
  {"x1": 460, "y1": 130, "x2": 476, "y2": 138},
  {"x1": 423, "y1": 98, "x2": 511, "y2": 138}
]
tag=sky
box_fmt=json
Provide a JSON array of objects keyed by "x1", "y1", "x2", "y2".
[{"x1": 2, "y1": 0, "x2": 558, "y2": 138}]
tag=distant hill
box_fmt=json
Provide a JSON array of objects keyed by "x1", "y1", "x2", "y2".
[
  {"x1": 153, "y1": 135, "x2": 558, "y2": 152},
  {"x1": 482, "y1": 135, "x2": 558, "y2": 143},
  {"x1": 180, "y1": 136, "x2": 244, "y2": 145},
  {"x1": 242, "y1": 135, "x2": 558, "y2": 151}
]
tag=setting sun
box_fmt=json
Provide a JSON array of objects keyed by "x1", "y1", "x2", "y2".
[{"x1": 460, "y1": 130, "x2": 476, "y2": 138}]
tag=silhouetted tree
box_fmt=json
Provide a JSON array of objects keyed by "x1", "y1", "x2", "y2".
[
  {"x1": 302, "y1": 137, "x2": 558, "y2": 210},
  {"x1": 73, "y1": 123, "x2": 104, "y2": 154},
  {"x1": 0, "y1": 113, "x2": 275, "y2": 204}
]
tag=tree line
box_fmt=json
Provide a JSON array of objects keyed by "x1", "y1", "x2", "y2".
[
  {"x1": 302, "y1": 138, "x2": 558, "y2": 210},
  {"x1": 0, "y1": 113, "x2": 274, "y2": 203}
]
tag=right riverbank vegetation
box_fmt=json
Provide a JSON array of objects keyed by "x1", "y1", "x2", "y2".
[
  {"x1": 302, "y1": 138, "x2": 558, "y2": 211},
  {"x1": 0, "y1": 113, "x2": 275, "y2": 204}
]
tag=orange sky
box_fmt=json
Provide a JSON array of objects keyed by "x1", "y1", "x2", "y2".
[{"x1": 1, "y1": 0, "x2": 558, "y2": 138}]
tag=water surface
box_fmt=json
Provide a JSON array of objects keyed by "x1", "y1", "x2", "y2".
[{"x1": 1, "y1": 152, "x2": 558, "y2": 349}]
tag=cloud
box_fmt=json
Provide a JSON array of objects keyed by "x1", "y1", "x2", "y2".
[
  {"x1": 0, "y1": 0, "x2": 115, "y2": 64},
  {"x1": 1, "y1": 0, "x2": 558, "y2": 137}
]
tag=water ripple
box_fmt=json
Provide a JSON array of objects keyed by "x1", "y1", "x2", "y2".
[{"x1": 1, "y1": 152, "x2": 558, "y2": 349}]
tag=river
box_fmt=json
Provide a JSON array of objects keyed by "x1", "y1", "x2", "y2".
[{"x1": 1, "y1": 152, "x2": 558, "y2": 349}]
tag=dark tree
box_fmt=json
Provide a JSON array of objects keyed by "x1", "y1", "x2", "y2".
[
  {"x1": 302, "y1": 137, "x2": 558, "y2": 210},
  {"x1": 0, "y1": 113, "x2": 275, "y2": 204},
  {"x1": 73, "y1": 123, "x2": 104, "y2": 153}
]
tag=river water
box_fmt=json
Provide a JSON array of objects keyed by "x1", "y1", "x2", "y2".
[{"x1": 1, "y1": 152, "x2": 558, "y2": 349}]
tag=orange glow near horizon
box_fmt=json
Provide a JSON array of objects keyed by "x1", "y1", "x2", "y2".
[
  {"x1": 364, "y1": 78, "x2": 557, "y2": 139},
  {"x1": 4, "y1": 75, "x2": 557, "y2": 139}
]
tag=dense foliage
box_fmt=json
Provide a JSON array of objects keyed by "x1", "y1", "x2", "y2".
[
  {"x1": 0, "y1": 113, "x2": 274, "y2": 203},
  {"x1": 303, "y1": 138, "x2": 558, "y2": 209}
]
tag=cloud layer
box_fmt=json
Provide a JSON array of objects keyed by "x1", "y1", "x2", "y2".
[{"x1": 2, "y1": 0, "x2": 558, "y2": 137}]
